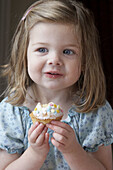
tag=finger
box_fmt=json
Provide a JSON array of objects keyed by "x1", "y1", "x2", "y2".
[
  {"x1": 28, "y1": 122, "x2": 39, "y2": 136},
  {"x1": 45, "y1": 132, "x2": 49, "y2": 144},
  {"x1": 51, "y1": 137, "x2": 65, "y2": 149},
  {"x1": 35, "y1": 126, "x2": 48, "y2": 146},
  {"x1": 46, "y1": 124, "x2": 69, "y2": 137},
  {"x1": 29, "y1": 123, "x2": 45, "y2": 143},
  {"x1": 53, "y1": 132, "x2": 67, "y2": 144},
  {"x1": 49, "y1": 121, "x2": 71, "y2": 132}
]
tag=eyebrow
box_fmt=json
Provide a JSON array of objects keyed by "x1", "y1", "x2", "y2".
[
  {"x1": 32, "y1": 42, "x2": 49, "y2": 46},
  {"x1": 32, "y1": 42, "x2": 79, "y2": 48},
  {"x1": 67, "y1": 44, "x2": 79, "y2": 48}
]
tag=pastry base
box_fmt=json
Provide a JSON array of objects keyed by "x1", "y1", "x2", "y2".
[{"x1": 30, "y1": 112, "x2": 63, "y2": 125}]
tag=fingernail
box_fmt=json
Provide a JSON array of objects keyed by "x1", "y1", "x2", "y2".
[
  {"x1": 51, "y1": 121, "x2": 56, "y2": 123},
  {"x1": 39, "y1": 123, "x2": 44, "y2": 127},
  {"x1": 35, "y1": 122, "x2": 39, "y2": 125}
]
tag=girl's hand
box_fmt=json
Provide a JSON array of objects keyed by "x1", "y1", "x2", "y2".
[
  {"x1": 28, "y1": 122, "x2": 50, "y2": 157},
  {"x1": 46, "y1": 121, "x2": 112, "y2": 170},
  {"x1": 46, "y1": 121, "x2": 79, "y2": 155}
]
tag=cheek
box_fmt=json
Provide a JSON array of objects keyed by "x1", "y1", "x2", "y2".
[
  {"x1": 27, "y1": 60, "x2": 38, "y2": 78},
  {"x1": 27, "y1": 65, "x2": 41, "y2": 84},
  {"x1": 71, "y1": 61, "x2": 81, "y2": 79},
  {"x1": 27, "y1": 66, "x2": 35, "y2": 81},
  {"x1": 27, "y1": 60, "x2": 34, "y2": 74},
  {"x1": 27, "y1": 57, "x2": 39, "y2": 72},
  {"x1": 27, "y1": 58, "x2": 44, "y2": 80}
]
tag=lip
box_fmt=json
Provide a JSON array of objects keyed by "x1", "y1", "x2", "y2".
[{"x1": 44, "y1": 71, "x2": 63, "y2": 79}]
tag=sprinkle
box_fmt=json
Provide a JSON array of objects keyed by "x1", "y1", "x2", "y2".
[
  {"x1": 57, "y1": 105, "x2": 60, "y2": 109},
  {"x1": 47, "y1": 105, "x2": 51, "y2": 110},
  {"x1": 61, "y1": 109, "x2": 63, "y2": 113},
  {"x1": 34, "y1": 108, "x2": 37, "y2": 111},
  {"x1": 54, "y1": 111, "x2": 57, "y2": 115},
  {"x1": 56, "y1": 110, "x2": 60, "y2": 113},
  {"x1": 51, "y1": 109, "x2": 55, "y2": 113},
  {"x1": 54, "y1": 104, "x2": 57, "y2": 108}
]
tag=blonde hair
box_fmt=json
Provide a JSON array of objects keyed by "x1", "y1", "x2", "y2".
[{"x1": 2, "y1": 0, "x2": 106, "y2": 112}]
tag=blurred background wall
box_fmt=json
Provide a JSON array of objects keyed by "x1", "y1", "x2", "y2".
[
  {"x1": 0, "y1": 0, "x2": 36, "y2": 99},
  {"x1": 0, "y1": 0, "x2": 113, "y2": 108}
]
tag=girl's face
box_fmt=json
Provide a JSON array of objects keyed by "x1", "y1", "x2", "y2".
[{"x1": 27, "y1": 22, "x2": 81, "y2": 92}]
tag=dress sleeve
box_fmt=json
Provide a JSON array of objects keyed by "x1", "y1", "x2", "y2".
[
  {"x1": 0, "y1": 99, "x2": 29, "y2": 154},
  {"x1": 78, "y1": 101, "x2": 113, "y2": 152}
]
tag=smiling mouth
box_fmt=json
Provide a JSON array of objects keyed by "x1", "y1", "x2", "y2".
[
  {"x1": 45, "y1": 72, "x2": 63, "y2": 78},
  {"x1": 47, "y1": 72, "x2": 60, "y2": 75}
]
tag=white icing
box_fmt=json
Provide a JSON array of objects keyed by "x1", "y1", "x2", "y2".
[{"x1": 33, "y1": 102, "x2": 63, "y2": 120}]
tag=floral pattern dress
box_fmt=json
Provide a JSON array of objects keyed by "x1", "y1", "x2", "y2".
[{"x1": 0, "y1": 97, "x2": 113, "y2": 169}]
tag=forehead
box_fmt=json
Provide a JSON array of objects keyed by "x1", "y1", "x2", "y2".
[{"x1": 29, "y1": 22, "x2": 80, "y2": 45}]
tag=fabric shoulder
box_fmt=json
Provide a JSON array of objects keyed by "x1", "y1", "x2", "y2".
[
  {"x1": 77, "y1": 101, "x2": 113, "y2": 152},
  {"x1": 0, "y1": 98, "x2": 31, "y2": 154},
  {"x1": 68, "y1": 101, "x2": 113, "y2": 152}
]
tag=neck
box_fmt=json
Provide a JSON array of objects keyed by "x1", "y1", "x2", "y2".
[
  {"x1": 35, "y1": 85, "x2": 73, "y2": 104},
  {"x1": 24, "y1": 83, "x2": 74, "y2": 114}
]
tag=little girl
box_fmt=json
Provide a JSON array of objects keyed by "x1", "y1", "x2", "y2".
[{"x1": 0, "y1": 0, "x2": 113, "y2": 169}]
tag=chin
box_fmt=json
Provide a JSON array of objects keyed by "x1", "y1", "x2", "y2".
[{"x1": 44, "y1": 85, "x2": 63, "y2": 91}]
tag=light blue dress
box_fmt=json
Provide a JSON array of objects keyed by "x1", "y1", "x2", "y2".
[{"x1": 0, "y1": 97, "x2": 113, "y2": 170}]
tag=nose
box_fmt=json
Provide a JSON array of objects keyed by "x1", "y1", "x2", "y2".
[{"x1": 47, "y1": 52, "x2": 62, "y2": 66}]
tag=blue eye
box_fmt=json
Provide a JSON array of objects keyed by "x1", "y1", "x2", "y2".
[
  {"x1": 63, "y1": 49, "x2": 74, "y2": 55},
  {"x1": 37, "y1": 48, "x2": 48, "y2": 53}
]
